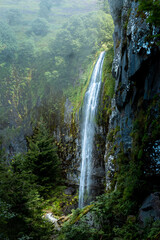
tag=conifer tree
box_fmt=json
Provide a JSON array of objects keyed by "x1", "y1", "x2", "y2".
[
  {"x1": 0, "y1": 151, "x2": 53, "y2": 239},
  {"x1": 26, "y1": 121, "x2": 61, "y2": 194}
]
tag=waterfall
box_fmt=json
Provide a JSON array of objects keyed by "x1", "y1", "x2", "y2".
[{"x1": 78, "y1": 51, "x2": 105, "y2": 208}]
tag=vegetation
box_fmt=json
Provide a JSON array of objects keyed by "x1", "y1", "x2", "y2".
[
  {"x1": 138, "y1": 0, "x2": 160, "y2": 27},
  {"x1": 30, "y1": 18, "x2": 49, "y2": 36},
  {"x1": 58, "y1": 191, "x2": 160, "y2": 240},
  {"x1": 138, "y1": 0, "x2": 160, "y2": 44},
  {"x1": 1, "y1": 0, "x2": 160, "y2": 239},
  {"x1": 58, "y1": 95, "x2": 160, "y2": 240},
  {"x1": 0, "y1": 0, "x2": 114, "y2": 238},
  {"x1": 0, "y1": 122, "x2": 62, "y2": 239},
  {"x1": 102, "y1": 47, "x2": 115, "y2": 99},
  {"x1": 0, "y1": 0, "x2": 113, "y2": 150},
  {"x1": 44, "y1": 186, "x2": 78, "y2": 216},
  {"x1": 96, "y1": 46, "x2": 115, "y2": 130},
  {"x1": 26, "y1": 121, "x2": 61, "y2": 195}
]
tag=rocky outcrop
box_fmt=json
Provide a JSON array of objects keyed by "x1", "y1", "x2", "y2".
[
  {"x1": 53, "y1": 98, "x2": 81, "y2": 186},
  {"x1": 106, "y1": 0, "x2": 160, "y2": 189},
  {"x1": 139, "y1": 192, "x2": 160, "y2": 224}
]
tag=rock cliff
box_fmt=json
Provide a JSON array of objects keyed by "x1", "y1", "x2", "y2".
[
  {"x1": 106, "y1": 0, "x2": 160, "y2": 220},
  {"x1": 62, "y1": 0, "x2": 160, "y2": 202}
]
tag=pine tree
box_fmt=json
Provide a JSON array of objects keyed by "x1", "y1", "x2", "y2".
[
  {"x1": 26, "y1": 121, "x2": 61, "y2": 194},
  {"x1": 0, "y1": 153, "x2": 53, "y2": 239}
]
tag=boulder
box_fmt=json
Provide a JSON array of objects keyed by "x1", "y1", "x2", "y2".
[
  {"x1": 139, "y1": 192, "x2": 160, "y2": 224},
  {"x1": 64, "y1": 187, "x2": 76, "y2": 195}
]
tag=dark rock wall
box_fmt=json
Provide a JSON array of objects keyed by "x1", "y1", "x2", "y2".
[
  {"x1": 63, "y1": 0, "x2": 160, "y2": 195},
  {"x1": 106, "y1": 0, "x2": 160, "y2": 189},
  {"x1": 139, "y1": 192, "x2": 160, "y2": 224}
]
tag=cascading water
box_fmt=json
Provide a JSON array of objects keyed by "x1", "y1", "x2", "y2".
[{"x1": 78, "y1": 51, "x2": 105, "y2": 208}]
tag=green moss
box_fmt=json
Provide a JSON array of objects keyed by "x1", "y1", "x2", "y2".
[
  {"x1": 107, "y1": 126, "x2": 120, "y2": 142},
  {"x1": 63, "y1": 56, "x2": 96, "y2": 115},
  {"x1": 137, "y1": 0, "x2": 160, "y2": 44},
  {"x1": 138, "y1": 0, "x2": 160, "y2": 27},
  {"x1": 96, "y1": 46, "x2": 115, "y2": 128},
  {"x1": 102, "y1": 46, "x2": 115, "y2": 99},
  {"x1": 123, "y1": 8, "x2": 132, "y2": 31},
  {"x1": 60, "y1": 204, "x2": 94, "y2": 230},
  {"x1": 138, "y1": 149, "x2": 143, "y2": 160}
]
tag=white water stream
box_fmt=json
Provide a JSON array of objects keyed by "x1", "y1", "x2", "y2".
[{"x1": 78, "y1": 51, "x2": 105, "y2": 208}]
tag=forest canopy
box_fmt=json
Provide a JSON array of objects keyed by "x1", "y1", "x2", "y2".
[{"x1": 0, "y1": 0, "x2": 113, "y2": 148}]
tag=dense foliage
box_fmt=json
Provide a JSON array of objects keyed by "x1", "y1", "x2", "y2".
[
  {"x1": 0, "y1": 122, "x2": 61, "y2": 239},
  {"x1": 59, "y1": 193, "x2": 160, "y2": 240},
  {"x1": 0, "y1": 1, "x2": 114, "y2": 238},
  {"x1": 26, "y1": 121, "x2": 61, "y2": 194},
  {"x1": 0, "y1": 0, "x2": 113, "y2": 152}
]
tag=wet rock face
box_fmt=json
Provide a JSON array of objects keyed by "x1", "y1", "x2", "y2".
[
  {"x1": 108, "y1": 0, "x2": 123, "y2": 26},
  {"x1": 53, "y1": 98, "x2": 81, "y2": 186},
  {"x1": 139, "y1": 193, "x2": 160, "y2": 224},
  {"x1": 111, "y1": 0, "x2": 160, "y2": 99},
  {"x1": 106, "y1": 0, "x2": 160, "y2": 189}
]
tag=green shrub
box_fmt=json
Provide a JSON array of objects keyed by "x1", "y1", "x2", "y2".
[
  {"x1": 138, "y1": 0, "x2": 160, "y2": 27},
  {"x1": 31, "y1": 18, "x2": 49, "y2": 36}
]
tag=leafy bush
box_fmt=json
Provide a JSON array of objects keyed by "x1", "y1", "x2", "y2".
[
  {"x1": 31, "y1": 18, "x2": 49, "y2": 36},
  {"x1": 0, "y1": 22, "x2": 17, "y2": 63},
  {"x1": 7, "y1": 9, "x2": 22, "y2": 26}
]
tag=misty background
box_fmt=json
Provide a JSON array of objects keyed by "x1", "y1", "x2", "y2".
[{"x1": 0, "y1": 0, "x2": 113, "y2": 154}]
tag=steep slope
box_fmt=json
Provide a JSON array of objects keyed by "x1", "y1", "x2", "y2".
[{"x1": 106, "y1": 0, "x2": 160, "y2": 196}]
